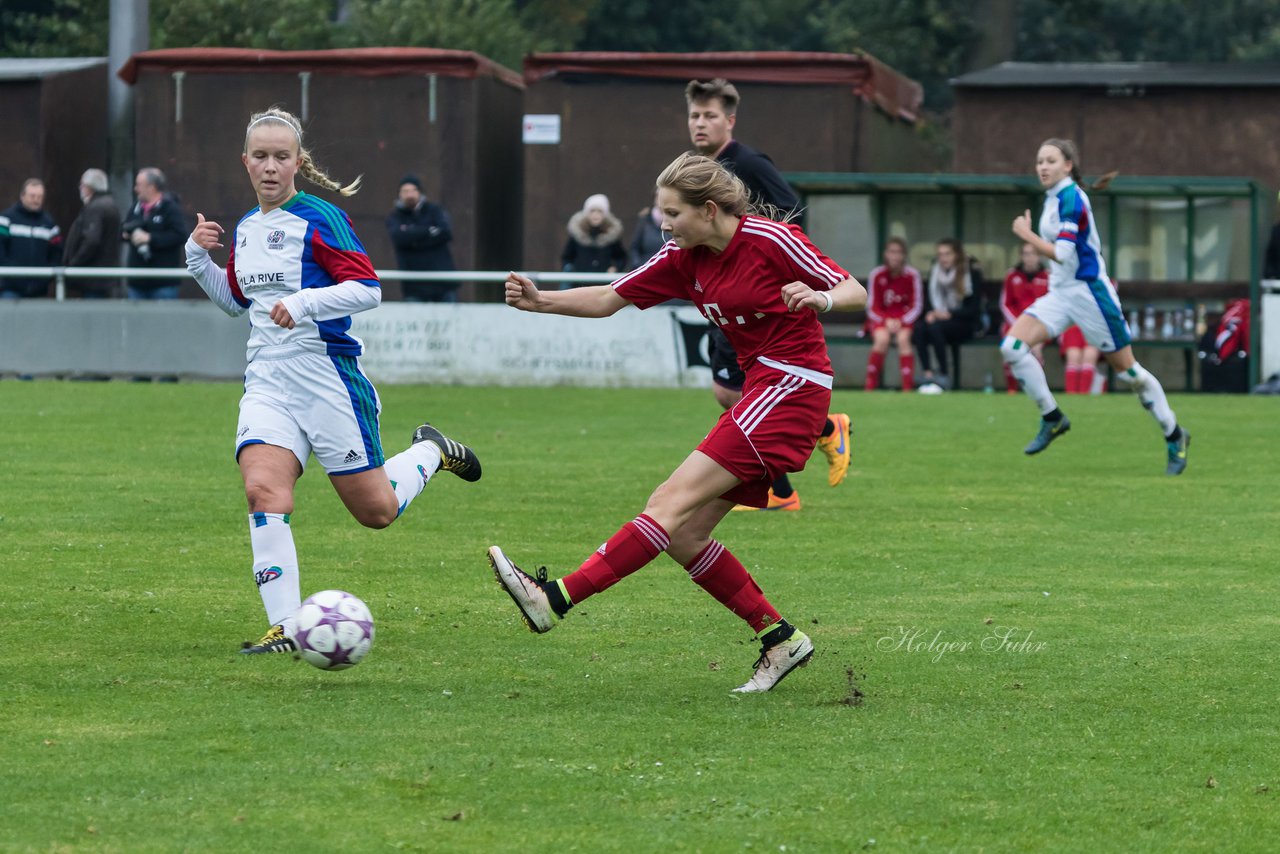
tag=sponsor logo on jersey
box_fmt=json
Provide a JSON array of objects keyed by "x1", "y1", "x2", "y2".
[
  {"x1": 238, "y1": 271, "x2": 287, "y2": 291},
  {"x1": 267, "y1": 229, "x2": 286, "y2": 250},
  {"x1": 254, "y1": 566, "x2": 283, "y2": 587}
]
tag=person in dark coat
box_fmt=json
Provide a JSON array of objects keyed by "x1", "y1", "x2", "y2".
[
  {"x1": 62, "y1": 168, "x2": 122, "y2": 299},
  {"x1": 628, "y1": 190, "x2": 668, "y2": 271},
  {"x1": 0, "y1": 178, "x2": 62, "y2": 299},
  {"x1": 386, "y1": 174, "x2": 458, "y2": 302},
  {"x1": 560, "y1": 193, "x2": 626, "y2": 287},
  {"x1": 122, "y1": 167, "x2": 188, "y2": 299}
]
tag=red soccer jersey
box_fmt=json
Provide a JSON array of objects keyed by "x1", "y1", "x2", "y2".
[
  {"x1": 1001, "y1": 265, "x2": 1049, "y2": 326},
  {"x1": 612, "y1": 216, "x2": 848, "y2": 378},
  {"x1": 865, "y1": 264, "x2": 923, "y2": 325}
]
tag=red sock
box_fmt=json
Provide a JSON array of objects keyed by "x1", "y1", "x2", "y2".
[
  {"x1": 561, "y1": 514, "x2": 669, "y2": 605},
  {"x1": 900, "y1": 352, "x2": 915, "y2": 391},
  {"x1": 1080, "y1": 364, "x2": 1096, "y2": 394},
  {"x1": 1065, "y1": 365, "x2": 1080, "y2": 393},
  {"x1": 865, "y1": 351, "x2": 884, "y2": 391},
  {"x1": 684, "y1": 541, "x2": 782, "y2": 633}
]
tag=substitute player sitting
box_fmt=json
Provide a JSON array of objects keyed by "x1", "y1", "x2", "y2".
[
  {"x1": 185, "y1": 107, "x2": 482, "y2": 654},
  {"x1": 863, "y1": 236, "x2": 923, "y2": 391},
  {"x1": 490, "y1": 153, "x2": 867, "y2": 693}
]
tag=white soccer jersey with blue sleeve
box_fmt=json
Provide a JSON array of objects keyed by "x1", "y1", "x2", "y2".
[
  {"x1": 1039, "y1": 177, "x2": 1109, "y2": 290},
  {"x1": 225, "y1": 192, "x2": 380, "y2": 361}
]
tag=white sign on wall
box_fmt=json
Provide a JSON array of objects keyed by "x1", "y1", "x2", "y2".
[
  {"x1": 353, "y1": 303, "x2": 711, "y2": 388},
  {"x1": 522, "y1": 114, "x2": 562, "y2": 145}
]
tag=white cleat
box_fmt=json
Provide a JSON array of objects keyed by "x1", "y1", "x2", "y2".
[
  {"x1": 732, "y1": 629, "x2": 814, "y2": 693},
  {"x1": 488, "y1": 545, "x2": 556, "y2": 633}
]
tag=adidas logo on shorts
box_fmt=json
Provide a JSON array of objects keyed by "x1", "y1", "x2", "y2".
[{"x1": 343, "y1": 449, "x2": 363, "y2": 464}]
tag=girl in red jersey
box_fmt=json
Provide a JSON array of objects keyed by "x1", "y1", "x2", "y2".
[
  {"x1": 1000, "y1": 242, "x2": 1049, "y2": 392},
  {"x1": 864, "y1": 236, "x2": 923, "y2": 391},
  {"x1": 491, "y1": 153, "x2": 866, "y2": 693}
]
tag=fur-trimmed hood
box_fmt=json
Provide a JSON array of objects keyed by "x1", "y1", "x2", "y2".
[{"x1": 567, "y1": 210, "x2": 624, "y2": 246}]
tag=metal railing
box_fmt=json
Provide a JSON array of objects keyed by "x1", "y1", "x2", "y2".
[{"x1": 0, "y1": 266, "x2": 619, "y2": 300}]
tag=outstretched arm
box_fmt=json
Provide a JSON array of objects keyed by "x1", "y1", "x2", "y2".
[{"x1": 504, "y1": 272, "x2": 630, "y2": 318}]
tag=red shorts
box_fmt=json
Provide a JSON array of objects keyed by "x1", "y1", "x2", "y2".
[
  {"x1": 866, "y1": 319, "x2": 913, "y2": 334},
  {"x1": 1058, "y1": 325, "x2": 1086, "y2": 350},
  {"x1": 697, "y1": 365, "x2": 831, "y2": 508}
]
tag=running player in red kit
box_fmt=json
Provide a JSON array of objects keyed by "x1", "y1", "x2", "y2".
[
  {"x1": 863, "y1": 236, "x2": 922, "y2": 391},
  {"x1": 490, "y1": 153, "x2": 867, "y2": 693}
]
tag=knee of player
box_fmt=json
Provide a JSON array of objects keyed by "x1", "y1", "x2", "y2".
[
  {"x1": 352, "y1": 506, "x2": 397, "y2": 529},
  {"x1": 1000, "y1": 336, "x2": 1028, "y2": 363},
  {"x1": 243, "y1": 480, "x2": 293, "y2": 514}
]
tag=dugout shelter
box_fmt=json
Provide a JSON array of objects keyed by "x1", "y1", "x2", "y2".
[
  {"x1": 790, "y1": 171, "x2": 1264, "y2": 389},
  {"x1": 519, "y1": 51, "x2": 939, "y2": 273},
  {"x1": 117, "y1": 47, "x2": 525, "y2": 299}
]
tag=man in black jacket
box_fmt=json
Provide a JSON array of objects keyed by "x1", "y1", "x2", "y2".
[
  {"x1": 386, "y1": 174, "x2": 458, "y2": 302},
  {"x1": 63, "y1": 168, "x2": 122, "y2": 298},
  {"x1": 0, "y1": 179, "x2": 61, "y2": 299},
  {"x1": 122, "y1": 167, "x2": 187, "y2": 300}
]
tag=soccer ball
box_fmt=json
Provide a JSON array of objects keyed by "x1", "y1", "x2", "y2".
[{"x1": 293, "y1": 590, "x2": 374, "y2": 671}]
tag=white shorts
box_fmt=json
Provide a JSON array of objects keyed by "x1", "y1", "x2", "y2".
[
  {"x1": 236, "y1": 352, "x2": 385, "y2": 475},
  {"x1": 1025, "y1": 279, "x2": 1132, "y2": 353}
]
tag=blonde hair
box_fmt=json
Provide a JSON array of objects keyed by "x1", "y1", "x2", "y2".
[
  {"x1": 1041, "y1": 138, "x2": 1117, "y2": 192},
  {"x1": 244, "y1": 108, "x2": 361, "y2": 197},
  {"x1": 656, "y1": 151, "x2": 794, "y2": 228}
]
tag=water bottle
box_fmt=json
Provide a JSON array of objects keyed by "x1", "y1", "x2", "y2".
[
  {"x1": 983, "y1": 371, "x2": 994, "y2": 394},
  {"x1": 1160, "y1": 311, "x2": 1174, "y2": 339},
  {"x1": 1142, "y1": 305, "x2": 1156, "y2": 339},
  {"x1": 1182, "y1": 308, "x2": 1195, "y2": 338},
  {"x1": 1128, "y1": 310, "x2": 1140, "y2": 337}
]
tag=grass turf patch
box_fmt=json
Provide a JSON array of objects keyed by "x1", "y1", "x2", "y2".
[{"x1": 2, "y1": 382, "x2": 1277, "y2": 851}]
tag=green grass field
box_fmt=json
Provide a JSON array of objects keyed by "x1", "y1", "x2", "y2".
[{"x1": 3, "y1": 382, "x2": 1278, "y2": 852}]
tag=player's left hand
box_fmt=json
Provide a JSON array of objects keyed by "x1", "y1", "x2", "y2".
[
  {"x1": 269, "y1": 301, "x2": 296, "y2": 329},
  {"x1": 780, "y1": 281, "x2": 823, "y2": 313}
]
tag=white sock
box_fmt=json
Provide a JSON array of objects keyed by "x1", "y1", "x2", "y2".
[
  {"x1": 383, "y1": 441, "x2": 441, "y2": 517},
  {"x1": 1001, "y1": 336, "x2": 1058, "y2": 416},
  {"x1": 1115, "y1": 363, "x2": 1178, "y2": 435},
  {"x1": 249, "y1": 512, "x2": 301, "y2": 634}
]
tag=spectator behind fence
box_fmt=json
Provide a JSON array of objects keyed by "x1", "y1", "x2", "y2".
[
  {"x1": 0, "y1": 178, "x2": 62, "y2": 299},
  {"x1": 386, "y1": 174, "x2": 458, "y2": 302},
  {"x1": 560, "y1": 193, "x2": 626, "y2": 285},
  {"x1": 62, "y1": 168, "x2": 122, "y2": 299},
  {"x1": 122, "y1": 167, "x2": 187, "y2": 300},
  {"x1": 628, "y1": 190, "x2": 668, "y2": 271},
  {"x1": 913, "y1": 238, "x2": 983, "y2": 393}
]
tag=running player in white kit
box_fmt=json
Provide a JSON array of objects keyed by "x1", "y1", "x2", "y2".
[
  {"x1": 1003, "y1": 138, "x2": 1190, "y2": 475},
  {"x1": 185, "y1": 107, "x2": 482, "y2": 654}
]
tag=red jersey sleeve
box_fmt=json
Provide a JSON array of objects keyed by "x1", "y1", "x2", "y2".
[
  {"x1": 611, "y1": 242, "x2": 691, "y2": 309},
  {"x1": 225, "y1": 241, "x2": 249, "y2": 308},
  {"x1": 865, "y1": 266, "x2": 884, "y2": 323}
]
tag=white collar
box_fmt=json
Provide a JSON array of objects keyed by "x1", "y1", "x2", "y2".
[{"x1": 1046, "y1": 176, "x2": 1074, "y2": 196}]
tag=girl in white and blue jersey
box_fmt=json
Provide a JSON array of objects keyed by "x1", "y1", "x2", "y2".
[
  {"x1": 186, "y1": 108, "x2": 482, "y2": 654},
  {"x1": 1003, "y1": 138, "x2": 1189, "y2": 475}
]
